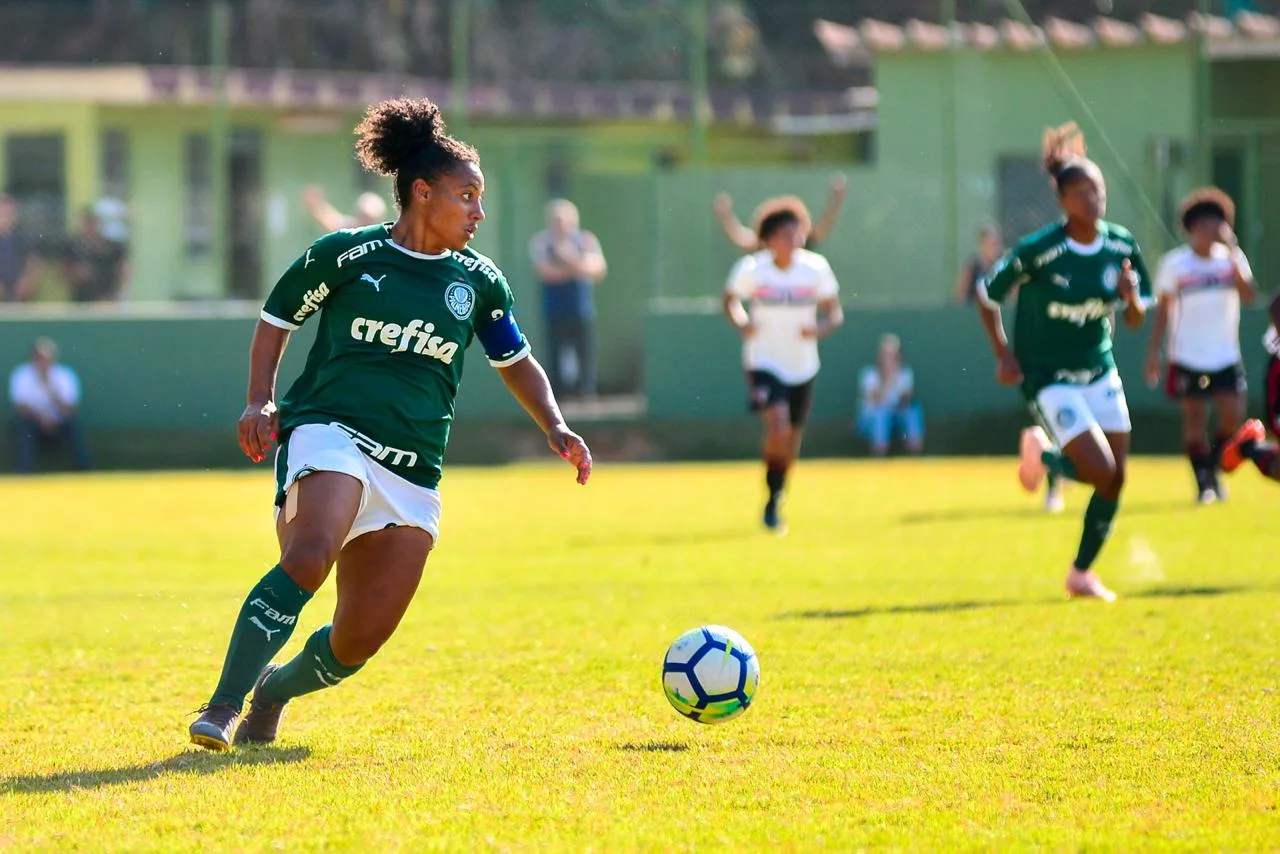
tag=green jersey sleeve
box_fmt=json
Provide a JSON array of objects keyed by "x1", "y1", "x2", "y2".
[
  {"x1": 261, "y1": 233, "x2": 350, "y2": 330},
  {"x1": 468, "y1": 254, "x2": 531, "y2": 367},
  {"x1": 978, "y1": 246, "x2": 1033, "y2": 305}
]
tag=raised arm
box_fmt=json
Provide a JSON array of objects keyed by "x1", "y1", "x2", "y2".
[
  {"x1": 810, "y1": 174, "x2": 848, "y2": 245},
  {"x1": 713, "y1": 193, "x2": 758, "y2": 252}
]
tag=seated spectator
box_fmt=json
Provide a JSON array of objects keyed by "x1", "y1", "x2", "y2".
[
  {"x1": 61, "y1": 209, "x2": 128, "y2": 302},
  {"x1": 856, "y1": 333, "x2": 924, "y2": 457},
  {"x1": 9, "y1": 336, "x2": 91, "y2": 473}
]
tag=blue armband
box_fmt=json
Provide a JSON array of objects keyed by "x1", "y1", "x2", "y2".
[{"x1": 477, "y1": 310, "x2": 530, "y2": 367}]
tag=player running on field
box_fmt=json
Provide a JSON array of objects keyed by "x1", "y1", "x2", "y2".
[
  {"x1": 188, "y1": 98, "x2": 592, "y2": 751},
  {"x1": 1145, "y1": 188, "x2": 1255, "y2": 504},
  {"x1": 977, "y1": 122, "x2": 1151, "y2": 601},
  {"x1": 723, "y1": 198, "x2": 843, "y2": 533},
  {"x1": 1219, "y1": 292, "x2": 1280, "y2": 484}
]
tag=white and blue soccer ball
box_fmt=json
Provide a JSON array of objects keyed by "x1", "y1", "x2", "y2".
[{"x1": 662, "y1": 625, "x2": 760, "y2": 724}]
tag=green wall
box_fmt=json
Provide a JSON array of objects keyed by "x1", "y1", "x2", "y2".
[
  {"x1": 3, "y1": 306, "x2": 1273, "y2": 473},
  {"x1": 643, "y1": 305, "x2": 1274, "y2": 432},
  {"x1": 874, "y1": 45, "x2": 1199, "y2": 289}
]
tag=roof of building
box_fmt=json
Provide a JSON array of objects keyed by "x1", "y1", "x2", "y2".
[{"x1": 814, "y1": 12, "x2": 1280, "y2": 64}]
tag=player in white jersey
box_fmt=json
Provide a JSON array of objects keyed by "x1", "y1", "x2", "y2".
[
  {"x1": 723, "y1": 202, "x2": 843, "y2": 532},
  {"x1": 1145, "y1": 188, "x2": 1256, "y2": 503}
]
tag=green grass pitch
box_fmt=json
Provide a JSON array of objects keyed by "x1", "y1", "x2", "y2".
[{"x1": 2, "y1": 458, "x2": 1278, "y2": 851}]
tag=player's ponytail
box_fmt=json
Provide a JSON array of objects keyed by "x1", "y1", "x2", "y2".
[
  {"x1": 354, "y1": 98, "x2": 479, "y2": 211},
  {"x1": 1041, "y1": 121, "x2": 1090, "y2": 193}
]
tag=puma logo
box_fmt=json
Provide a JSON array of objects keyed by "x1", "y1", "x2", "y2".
[
  {"x1": 361, "y1": 273, "x2": 387, "y2": 292},
  {"x1": 1051, "y1": 273, "x2": 1071, "y2": 289},
  {"x1": 250, "y1": 616, "x2": 280, "y2": 641}
]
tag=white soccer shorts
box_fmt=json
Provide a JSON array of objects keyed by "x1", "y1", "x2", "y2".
[
  {"x1": 275, "y1": 422, "x2": 441, "y2": 548},
  {"x1": 1032, "y1": 370, "x2": 1131, "y2": 448}
]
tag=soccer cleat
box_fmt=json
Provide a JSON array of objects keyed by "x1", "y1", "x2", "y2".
[
  {"x1": 1044, "y1": 482, "x2": 1065, "y2": 514},
  {"x1": 235, "y1": 664, "x2": 287, "y2": 746},
  {"x1": 1196, "y1": 488, "x2": 1217, "y2": 505},
  {"x1": 1018, "y1": 427, "x2": 1051, "y2": 493},
  {"x1": 762, "y1": 497, "x2": 787, "y2": 535},
  {"x1": 1065, "y1": 569, "x2": 1117, "y2": 602},
  {"x1": 1212, "y1": 474, "x2": 1229, "y2": 502},
  {"x1": 189, "y1": 702, "x2": 240, "y2": 751},
  {"x1": 1219, "y1": 419, "x2": 1265, "y2": 474}
]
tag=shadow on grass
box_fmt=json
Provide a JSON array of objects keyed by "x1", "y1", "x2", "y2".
[
  {"x1": 784, "y1": 585, "x2": 1259, "y2": 621},
  {"x1": 781, "y1": 600, "x2": 1026, "y2": 620},
  {"x1": 1, "y1": 745, "x2": 310, "y2": 795},
  {"x1": 1129, "y1": 584, "x2": 1254, "y2": 600},
  {"x1": 615, "y1": 741, "x2": 689, "y2": 753},
  {"x1": 899, "y1": 500, "x2": 1192, "y2": 526}
]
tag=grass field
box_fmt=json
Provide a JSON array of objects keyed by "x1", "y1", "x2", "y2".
[{"x1": 2, "y1": 457, "x2": 1278, "y2": 851}]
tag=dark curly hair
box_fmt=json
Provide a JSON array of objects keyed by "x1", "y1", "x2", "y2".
[
  {"x1": 1178, "y1": 186, "x2": 1235, "y2": 234},
  {"x1": 354, "y1": 98, "x2": 479, "y2": 211}
]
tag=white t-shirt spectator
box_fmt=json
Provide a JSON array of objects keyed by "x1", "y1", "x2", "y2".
[
  {"x1": 1155, "y1": 243, "x2": 1252, "y2": 372},
  {"x1": 859, "y1": 366, "x2": 914, "y2": 409},
  {"x1": 725, "y1": 248, "x2": 840, "y2": 385},
  {"x1": 9, "y1": 362, "x2": 80, "y2": 422}
]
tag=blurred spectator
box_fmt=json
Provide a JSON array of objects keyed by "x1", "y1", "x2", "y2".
[
  {"x1": 856, "y1": 333, "x2": 924, "y2": 457},
  {"x1": 714, "y1": 174, "x2": 848, "y2": 252},
  {"x1": 954, "y1": 221, "x2": 1003, "y2": 305},
  {"x1": 0, "y1": 194, "x2": 38, "y2": 303},
  {"x1": 529, "y1": 199, "x2": 607, "y2": 399},
  {"x1": 61, "y1": 209, "x2": 128, "y2": 302},
  {"x1": 9, "y1": 336, "x2": 91, "y2": 473},
  {"x1": 92, "y1": 195, "x2": 131, "y2": 245},
  {"x1": 302, "y1": 186, "x2": 389, "y2": 234}
]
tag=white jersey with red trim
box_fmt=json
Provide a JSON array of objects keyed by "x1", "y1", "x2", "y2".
[
  {"x1": 1155, "y1": 243, "x2": 1251, "y2": 372},
  {"x1": 725, "y1": 248, "x2": 840, "y2": 385}
]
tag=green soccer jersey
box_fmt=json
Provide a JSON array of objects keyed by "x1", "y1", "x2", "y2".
[
  {"x1": 261, "y1": 224, "x2": 529, "y2": 490},
  {"x1": 980, "y1": 220, "x2": 1152, "y2": 398}
]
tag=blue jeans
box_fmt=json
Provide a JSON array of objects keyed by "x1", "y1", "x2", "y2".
[
  {"x1": 14, "y1": 414, "x2": 92, "y2": 473},
  {"x1": 857, "y1": 403, "x2": 924, "y2": 455}
]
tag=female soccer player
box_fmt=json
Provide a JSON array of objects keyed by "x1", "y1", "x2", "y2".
[
  {"x1": 1144, "y1": 188, "x2": 1255, "y2": 504},
  {"x1": 188, "y1": 98, "x2": 593, "y2": 750},
  {"x1": 1219, "y1": 292, "x2": 1280, "y2": 483},
  {"x1": 723, "y1": 199, "x2": 843, "y2": 533},
  {"x1": 977, "y1": 122, "x2": 1151, "y2": 601}
]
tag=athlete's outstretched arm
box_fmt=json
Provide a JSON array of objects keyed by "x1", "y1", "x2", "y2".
[
  {"x1": 239, "y1": 319, "x2": 290, "y2": 463},
  {"x1": 713, "y1": 193, "x2": 758, "y2": 251},
  {"x1": 497, "y1": 356, "x2": 592, "y2": 484},
  {"x1": 810, "y1": 174, "x2": 848, "y2": 245}
]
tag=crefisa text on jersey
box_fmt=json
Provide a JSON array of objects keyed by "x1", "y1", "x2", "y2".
[
  {"x1": 292, "y1": 283, "x2": 331, "y2": 324},
  {"x1": 350, "y1": 317, "x2": 462, "y2": 364}
]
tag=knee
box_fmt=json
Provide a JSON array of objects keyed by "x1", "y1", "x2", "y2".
[
  {"x1": 279, "y1": 540, "x2": 338, "y2": 590},
  {"x1": 1100, "y1": 464, "x2": 1125, "y2": 498},
  {"x1": 769, "y1": 424, "x2": 794, "y2": 450}
]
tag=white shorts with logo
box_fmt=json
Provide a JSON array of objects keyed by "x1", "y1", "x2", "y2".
[
  {"x1": 1032, "y1": 370, "x2": 1131, "y2": 448},
  {"x1": 274, "y1": 422, "x2": 441, "y2": 549}
]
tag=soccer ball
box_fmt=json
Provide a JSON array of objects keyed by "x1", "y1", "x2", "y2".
[{"x1": 662, "y1": 625, "x2": 760, "y2": 724}]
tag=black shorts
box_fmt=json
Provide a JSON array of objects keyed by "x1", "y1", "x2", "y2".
[
  {"x1": 1264, "y1": 355, "x2": 1280, "y2": 437},
  {"x1": 1165, "y1": 362, "x2": 1246, "y2": 400},
  {"x1": 748, "y1": 370, "x2": 815, "y2": 427}
]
